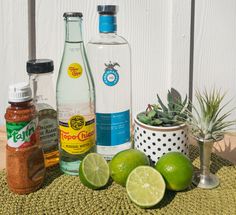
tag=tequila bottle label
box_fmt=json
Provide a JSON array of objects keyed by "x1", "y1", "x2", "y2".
[{"x1": 96, "y1": 110, "x2": 130, "y2": 146}]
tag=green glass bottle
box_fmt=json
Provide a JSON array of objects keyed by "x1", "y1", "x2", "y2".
[{"x1": 56, "y1": 12, "x2": 96, "y2": 175}]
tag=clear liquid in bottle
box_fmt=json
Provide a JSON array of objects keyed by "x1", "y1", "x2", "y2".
[
  {"x1": 57, "y1": 12, "x2": 96, "y2": 175},
  {"x1": 87, "y1": 5, "x2": 132, "y2": 160}
]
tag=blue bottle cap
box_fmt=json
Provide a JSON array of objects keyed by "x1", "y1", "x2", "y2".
[
  {"x1": 97, "y1": 5, "x2": 118, "y2": 15},
  {"x1": 98, "y1": 5, "x2": 118, "y2": 33}
]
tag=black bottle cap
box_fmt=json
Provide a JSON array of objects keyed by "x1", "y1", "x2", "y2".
[
  {"x1": 63, "y1": 12, "x2": 83, "y2": 18},
  {"x1": 27, "y1": 59, "x2": 54, "y2": 74},
  {"x1": 97, "y1": 5, "x2": 118, "y2": 15}
]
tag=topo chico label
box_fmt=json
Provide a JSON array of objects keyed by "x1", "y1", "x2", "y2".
[
  {"x1": 59, "y1": 115, "x2": 95, "y2": 155},
  {"x1": 67, "y1": 63, "x2": 83, "y2": 79},
  {"x1": 6, "y1": 118, "x2": 38, "y2": 148}
]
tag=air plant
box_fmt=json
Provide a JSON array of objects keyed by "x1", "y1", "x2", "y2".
[
  {"x1": 137, "y1": 90, "x2": 189, "y2": 127},
  {"x1": 185, "y1": 89, "x2": 236, "y2": 141}
]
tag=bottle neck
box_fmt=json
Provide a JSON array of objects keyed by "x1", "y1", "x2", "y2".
[
  {"x1": 65, "y1": 17, "x2": 83, "y2": 42},
  {"x1": 99, "y1": 15, "x2": 117, "y2": 33},
  {"x1": 9, "y1": 100, "x2": 33, "y2": 108},
  {"x1": 99, "y1": 32, "x2": 117, "y2": 36}
]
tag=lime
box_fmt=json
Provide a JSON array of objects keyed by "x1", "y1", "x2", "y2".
[
  {"x1": 109, "y1": 149, "x2": 150, "y2": 186},
  {"x1": 155, "y1": 152, "x2": 193, "y2": 191},
  {"x1": 126, "y1": 166, "x2": 166, "y2": 208},
  {"x1": 79, "y1": 153, "x2": 109, "y2": 189}
]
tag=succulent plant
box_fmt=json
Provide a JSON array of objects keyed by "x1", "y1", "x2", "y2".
[
  {"x1": 185, "y1": 89, "x2": 235, "y2": 141},
  {"x1": 137, "y1": 90, "x2": 189, "y2": 127}
]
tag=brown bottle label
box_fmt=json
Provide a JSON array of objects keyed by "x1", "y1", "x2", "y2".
[{"x1": 38, "y1": 109, "x2": 58, "y2": 153}]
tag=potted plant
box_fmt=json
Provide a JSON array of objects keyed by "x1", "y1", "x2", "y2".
[
  {"x1": 134, "y1": 89, "x2": 189, "y2": 164},
  {"x1": 185, "y1": 89, "x2": 235, "y2": 189}
]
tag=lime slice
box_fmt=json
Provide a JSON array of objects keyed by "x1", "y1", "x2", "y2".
[
  {"x1": 79, "y1": 153, "x2": 110, "y2": 189},
  {"x1": 126, "y1": 166, "x2": 166, "y2": 208}
]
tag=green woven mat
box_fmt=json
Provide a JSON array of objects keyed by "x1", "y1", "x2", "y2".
[{"x1": 0, "y1": 145, "x2": 236, "y2": 215}]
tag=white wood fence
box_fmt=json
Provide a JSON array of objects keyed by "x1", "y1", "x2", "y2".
[{"x1": 0, "y1": 0, "x2": 236, "y2": 124}]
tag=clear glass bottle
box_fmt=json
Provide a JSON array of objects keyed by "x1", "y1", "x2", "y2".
[
  {"x1": 87, "y1": 5, "x2": 131, "y2": 160},
  {"x1": 57, "y1": 12, "x2": 96, "y2": 175},
  {"x1": 27, "y1": 59, "x2": 59, "y2": 168}
]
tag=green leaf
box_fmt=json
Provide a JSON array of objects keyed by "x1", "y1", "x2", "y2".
[
  {"x1": 157, "y1": 94, "x2": 168, "y2": 112},
  {"x1": 185, "y1": 88, "x2": 236, "y2": 140},
  {"x1": 167, "y1": 91, "x2": 175, "y2": 111},
  {"x1": 147, "y1": 109, "x2": 156, "y2": 118},
  {"x1": 171, "y1": 88, "x2": 182, "y2": 103},
  {"x1": 137, "y1": 113, "x2": 152, "y2": 125},
  {"x1": 150, "y1": 119, "x2": 163, "y2": 126}
]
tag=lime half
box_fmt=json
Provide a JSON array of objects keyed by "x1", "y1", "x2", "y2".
[
  {"x1": 126, "y1": 166, "x2": 166, "y2": 208},
  {"x1": 79, "y1": 153, "x2": 110, "y2": 189}
]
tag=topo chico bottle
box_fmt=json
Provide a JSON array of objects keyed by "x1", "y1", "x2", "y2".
[
  {"x1": 87, "y1": 5, "x2": 132, "y2": 160},
  {"x1": 57, "y1": 12, "x2": 96, "y2": 175}
]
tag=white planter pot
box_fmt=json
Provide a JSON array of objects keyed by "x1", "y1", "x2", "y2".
[{"x1": 134, "y1": 115, "x2": 189, "y2": 164}]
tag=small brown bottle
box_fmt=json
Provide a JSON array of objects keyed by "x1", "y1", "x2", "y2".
[
  {"x1": 27, "y1": 59, "x2": 59, "y2": 168},
  {"x1": 5, "y1": 82, "x2": 45, "y2": 194}
]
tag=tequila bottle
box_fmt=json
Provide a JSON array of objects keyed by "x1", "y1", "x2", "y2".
[
  {"x1": 57, "y1": 12, "x2": 96, "y2": 175},
  {"x1": 87, "y1": 5, "x2": 132, "y2": 160}
]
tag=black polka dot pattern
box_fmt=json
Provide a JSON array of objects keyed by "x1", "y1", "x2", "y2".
[{"x1": 134, "y1": 124, "x2": 189, "y2": 164}]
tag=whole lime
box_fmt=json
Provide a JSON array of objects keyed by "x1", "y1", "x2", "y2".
[
  {"x1": 155, "y1": 152, "x2": 193, "y2": 191},
  {"x1": 109, "y1": 149, "x2": 150, "y2": 186}
]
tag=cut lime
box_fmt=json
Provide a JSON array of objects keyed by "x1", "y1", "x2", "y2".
[
  {"x1": 126, "y1": 166, "x2": 166, "y2": 208},
  {"x1": 79, "y1": 153, "x2": 110, "y2": 189}
]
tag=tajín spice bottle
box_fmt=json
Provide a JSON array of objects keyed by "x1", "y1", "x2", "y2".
[{"x1": 5, "y1": 82, "x2": 45, "y2": 194}]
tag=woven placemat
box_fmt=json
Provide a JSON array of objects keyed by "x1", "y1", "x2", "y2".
[{"x1": 0, "y1": 145, "x2": 235, "y2": 215}]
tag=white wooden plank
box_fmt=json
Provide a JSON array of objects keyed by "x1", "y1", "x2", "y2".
[
  {"x1": 0, "y1": 0, "x2": 28, "y2": 124},
  {"x1": 194, "y1": 0, "x2": 236, "y2": 120},
  {"x1": 170, "y1": 0, "x2": 192, "y2": 98}
]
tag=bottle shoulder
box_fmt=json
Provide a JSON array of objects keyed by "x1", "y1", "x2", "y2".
[{"x1": 88, "y1": 33, "x2": 129, "y2": 45}]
